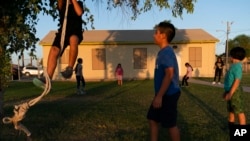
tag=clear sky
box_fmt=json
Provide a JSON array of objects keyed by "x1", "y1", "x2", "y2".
[{"x1": 12, "y1": 0, "x2": 250, "y2": 63}]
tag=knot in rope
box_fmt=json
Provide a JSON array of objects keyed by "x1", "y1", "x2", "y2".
[
  {"x1": 2, "y1": 70, "x2": 51, "y2": 137},
  {"x1": 3, "y1": 102, "x2": 29, "y2": 124}
]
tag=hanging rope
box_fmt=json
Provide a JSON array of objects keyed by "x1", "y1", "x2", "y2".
[
  {"x1": 57, "y1": 0, "x2": 69, "y2": 80},
  {"x1": 60, "y1": 0, "x2": 70, "y2": 56},
  {"x1": 2, "y1": 70, "x2": 51, "y2": 136},
  {"x1": 2, "y1": 0, "x2": 69, "y2": 137}
]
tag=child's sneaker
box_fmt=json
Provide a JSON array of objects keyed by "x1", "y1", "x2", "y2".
[
  {"x1": 61, "y1": 66, "x2": 73, "y2": 79},
  {"x1": 81, "y1": 89, "x2": 86, "y2": 94},
  {"x1": 33, "y1": 77, "x2": 46, "y2": 89},
  {"x1": 212, "y1": 81, "x2": 216, "y2": 85},
  {"x1": 76, "y1": 89, "x2": 86, "y2": 95},
  {"x1": 80, "y1": 90, "x2": 86, "y2": 95}
]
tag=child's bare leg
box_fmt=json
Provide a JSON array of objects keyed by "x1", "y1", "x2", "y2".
[
  {"x1": 169, "y1": 126, "x2": 180, "y2": 141},
  {"x1": 238, "y1": 113, "x2": 246, "y2": 125},
  {"x1": 228, "y1": 112, "x2": 235, "y2": 123},
  {"x1": 149, "y1": 120, "x2": 159, "y2": 141},
  {"x1": 69, "y1": 35, "x2": 79, "y2": 68},
  {"x1": 47, "y1": 47, "x2": 60, "y2": 79}
]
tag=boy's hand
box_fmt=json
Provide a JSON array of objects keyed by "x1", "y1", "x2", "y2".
[
  {"x1": 222, "y1": 92, "x2": 227, "y2": 99},
  {"x1": 223, "y1": 92, "x2": 232, "y2": 101},
  {"x1": 152, "y1": 95, "x2": 162, "y2": 109}
]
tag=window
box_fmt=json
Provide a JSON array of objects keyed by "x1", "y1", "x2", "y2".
[
  {"x1": 189, "y1": 47, "x2": 202, "y2": 67},
  {"x1": 26, "y1": 66, "x2": 38, "y2": 70},
  {"x1": 92, "y1": 48, "x2": 106, "y2": 70},
  {"x1": 133, "y1": 48, "x2": 147, "y2": 69}
]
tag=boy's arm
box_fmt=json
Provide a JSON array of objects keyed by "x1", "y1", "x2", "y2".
[
  {"x1": 224, "y1": 79, "x2": 241, "y2": 100},
  {"x1": 72, "y1": 0, "x2": 84, "y2": 16},
  {"x1": 58, "y1": 0, "x2": 63, "y2": 10},
  {"x1": 152, "y1": 67, "x2": 173, "y2": 108}
]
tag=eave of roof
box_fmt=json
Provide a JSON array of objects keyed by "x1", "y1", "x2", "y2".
[{"x1": 39, "y1": 29, "x2": 219, "y2": 46}]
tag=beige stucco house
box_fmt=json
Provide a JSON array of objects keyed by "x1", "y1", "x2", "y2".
[{"x1": 39, "y1": 29, "x2": 219, "y2": 81}]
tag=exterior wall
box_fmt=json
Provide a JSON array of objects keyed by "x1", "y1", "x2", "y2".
[
  {"x1": 200, "y1": 43, "x2": 216, "y2": 77},
  {"x1": 40, "y1": 29, "x2": 219, "y2": 81},
  {"x1": 77, "y1": 44, "x2": 159, "y2": 81},
  {"x1": 178, "y1": 42, "x2": 216, "y2": 78},
  {"x1": 42, "y1": 44, "x2": 160, "y2": 81},
  {"x1": 41, "y1": 42, "x2": 216, "y2": 81}
]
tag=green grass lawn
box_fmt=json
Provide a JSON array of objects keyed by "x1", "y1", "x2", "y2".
[{"x1": 1, "y1": 80, "x2": 250, "y2": 141}]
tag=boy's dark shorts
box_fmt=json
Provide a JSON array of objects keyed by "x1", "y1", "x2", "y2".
[
  {"x1": 147, "y1": 92, "x2": 181, "y2": 128},
  {"x1": 52, "y1": 29, "x2": 83, "y2": 55},
  {"x1": 227, "y1": 87, "x2": 244, "y2": 114}
]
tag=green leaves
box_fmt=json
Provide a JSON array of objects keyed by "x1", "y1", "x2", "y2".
[
  {"x1": 1, "y1": 0, "x2": 197, "y2": 55},
  {"x1": 228, "y1": 34, "x2": 250, "y2": 57},
  {"x1": 106, "y1": 0, "x2": 196, "y2": 20}
]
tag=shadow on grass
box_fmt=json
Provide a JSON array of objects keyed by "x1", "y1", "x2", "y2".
[
  {"x1": 177, "y1": 113, "x2": 192, "y2": 141},
  {"x1": 182, "y1": 87, "x2": 228, "y2": 131},
  {"x1": 180, "y1": 86, "x2": 229, "y2": 141},
  {"x1": 2, "y1": 80, "x2": 152, "y2": 141},
  {"x1": 3, "y1": 80, "x2": 238, "y2": 141}
]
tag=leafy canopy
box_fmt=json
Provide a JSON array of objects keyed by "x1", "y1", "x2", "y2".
[
  {"x1": 110, "y1": 0, "x2": 195, "y2": 20},
  {"x1": 1, "y1": 0, "x2": 196, "y2": 55},
  {"x1": 228, "y1": 34, "x2": 250, "y2": 57}
]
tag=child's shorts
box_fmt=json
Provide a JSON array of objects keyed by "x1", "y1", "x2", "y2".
[
  {"x1": 227, "y1": 87, "x2": 244, "y2": 114},
  {"x1": 147, "y1": 92, "x2": 181, "y2": 128},
  {"x1": 52, "y1": 29, "x2": 83, "y2": 55},
  {"x1": 116, "y1": 75, "x2": 123, "y2": 80}
]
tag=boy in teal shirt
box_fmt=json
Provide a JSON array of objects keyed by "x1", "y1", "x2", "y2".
[{"x1": 223, "y1": 47, "x2": 246, "y2": 127}]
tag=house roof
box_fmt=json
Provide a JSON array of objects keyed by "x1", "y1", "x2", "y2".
[{"x1": 39, "y1": 29, "x2": 219, "y2": 45}]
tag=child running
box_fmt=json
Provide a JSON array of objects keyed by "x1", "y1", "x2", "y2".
[{"x1": 181, "y1": 62, "x2": 193, "y2": 87}]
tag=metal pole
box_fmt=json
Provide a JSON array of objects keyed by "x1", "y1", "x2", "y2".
[
  {"x1": 225, "y1": 21, "x2": 232, "y2": 71},
  {"x1": 225, "y1": 22, "x2": 229, "y2": 71},
  {"x1": 18, "y1": 58, "x2": 21, "y2": 81}
]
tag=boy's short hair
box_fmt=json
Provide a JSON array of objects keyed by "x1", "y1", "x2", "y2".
[
  {"x1": 230, "y1": 47, "x2": 246, "y2": 61},
  {"x1": 155, "y1": 21, "x2": 175, "y2": 43}
]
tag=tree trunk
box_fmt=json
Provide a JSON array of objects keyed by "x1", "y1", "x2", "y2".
[
  {"x1": 0, "y1": 90, "x2": 4, "y2": 118},
  {"x1": 30, "y1": 57, "x2": 33, "y2": 66},
  {"x1": 0, "y1": 47, "x2": 11, "y2": 118},
  {"x1": 0, "y1": 48, "x2": 4, "y2": 118},
  {"x1": 22, "y1": 54, "x2": 25, "y2": 67}
]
